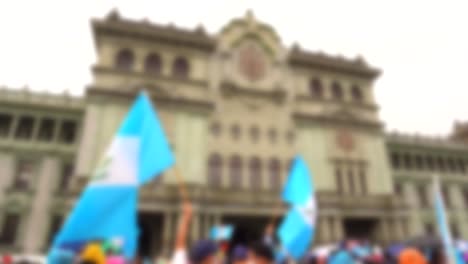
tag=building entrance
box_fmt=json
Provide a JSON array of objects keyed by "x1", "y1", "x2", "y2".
[
  {"x1": 138, "y1": 212, "x2": 164, "y2": 258},
  {"x1": 343, "y1": 218, "x2": 378, "y2": 240},
  {"x1": 222, "y1": 215, "x2": 270, "y2": 248}
]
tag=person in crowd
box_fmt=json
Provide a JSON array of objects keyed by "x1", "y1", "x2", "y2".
[
  {"x1": 232, "y1": 245, "x2": 248, "y2": 264},
  {"x1": 80, "y1": 241, "x2": 106, "y2": 264},
  {"x1": 248, "y1": 242, "x2": 275, "y2": 264},
  {"x1": 170, "y1": 202, "x2": 193, "y2": 264},
  {"x1": 170, "y1": 201, "x2": 219, "y2": 264},
  {"x1": 398, "y1": 248, "x2": 427, "y2": 264}
]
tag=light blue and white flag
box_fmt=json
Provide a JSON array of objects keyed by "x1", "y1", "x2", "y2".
[
  {"x1": 433, "y1": 175, "x2": 463, "y2": 264},
  {"x1": 49, "y1": 92, "x2": 174, "y2": 260},
  {"x1": 210, "y1": 225, "x2": 234, "y2": 241},
  {"x1": 277, "y1": 156, "x2": 316, "y2": 260}
]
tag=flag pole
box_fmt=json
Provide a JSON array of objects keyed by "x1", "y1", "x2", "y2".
[{"x1": 174, "y1": 167, "x2": 190, "y2": 203}]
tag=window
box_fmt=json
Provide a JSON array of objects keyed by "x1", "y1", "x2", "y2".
[
  {"x1": 59, "y1": 120, "x2": 77, "y2": 144},
  {"x1": 331, "y1": 82, "x2": 343, "y2": 100},
  {"x1": 426, "y1": 156, "x2": 435, "y2": 171},
  {"x1": 463, "y1": 188, "x2": 468, "y2": 208},
  {"x1": 0, "y1": 213, "x2": 19, "y2": 245},
  {"x1": 437, "y1": 157, "x2": 446, "y2": 171},
  {"x1": 46, "y1": 214, "x2": 63, "y2": 246},
  {"x1": 414, "y1": 155, "x2": 423, "y2": 170},
  {"x1": 269, "y1": 158, "x2": 281, "y2": 190},
  {"x1": 451, "y1": 222, "x2": 460, "y2": 238},
  {"x1": 210, "y1": 122, "x2": 221, "y2": 137},
  {"x1": 250, "y1": 126, "x2": 259, "y2": 143},
  {"x1": 268, "y1": 128, "x2": 277, "y2": 144},
  {"x1": 37, "y1": 118, "x2": 55, "y2": 142},
  {"x1": 115, "y1": 49, "x2": 134, "y2": 71},
  {"x1": 286, "y1": 130, "x2": 295, "y2": 144},
  {"x1": 14, "y1": 159, "x2": 34, "y2": 190},
  {"x1": 15, "y1": 116, "x2": 34, "y2": 140},
  {"x1": 442, "y1": 185, "x2": 452, "y2": 208},
  {"x1": 358, "y1": 166, "x2": 367, "y2": 195},
  {"x1": 458, "y1": 159, "x2": 466, "y2": 173},
  {"x1": 309, "y1": 78, "x2": 323, "y2": 98},
  {"x1": 417, "y1": 185, "x2": 429, "y2": 208},
  {"x1": 0, "y1": 114, "x2": 12, "y2": 138},
  {"x1": 394, "y1": 183, "x2": 403, "y2": 195},
  {"x1": 229, "y1": 155, "x2": 242, "y2": 188},
  {"x1": 231, "y1": 124, "x2": 241, "y2": 140},
  {"x1": 144, "y1": 53, "x2": 162, "y2": 75},
  {"x1": 207, "y1": 154, "x2": 222, "y2": 188},
  {"x1": 403, "y1": 153, "x2": 412, "y2": 170},
  {"x1": 172, "y1": 57, "x2": 189, "y2": 79},
  {"x1": 351, "y1": 85, "x2": 363, "y2": 102},
  {"x1": 58, "y1": 163, "x2": 74, "y2": 191},
  {"x1": 249, "y1": 157, "x2": 262, "y2": 190},
  {"x1": 424, "y1": 222, "x2": 434, "y2": 235},
  {"x1": 391, "y1": 152, "x2": 400, "y2": 169},
  {"x1": 447, "y1": 158, "x2": 456, "y2": 172},
  {"x1": 335, "y1": 167, "x2": 343, "y2": 194}
]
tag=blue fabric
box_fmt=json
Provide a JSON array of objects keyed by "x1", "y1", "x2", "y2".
[
  {"x1": 48, "y1": 92, "x2": 174, "y2": 262},
  {"x1": 282, "y1": 156, "x2": 314, "y2": 206},
  {"x1": 434, "y1": 178, "x2": 463, "y2": 264},
  {"x1": 277, "y1": 155, "x2": 315, "y2": 260},
  {"x1": 117, "y1": 92, "x2": 175, "y2": 184},
  {"x1": 51, "y1": 186, "x2": 138, "y2": 258},
  {"x1": 210, "y1": 225, "x2": 234, "y2": 241},
  {"x1": 277, "y1": 209, "x2": 314, "y2": 259},
  {"x1": 328, "y1": 251, "x2": 354, "y2": 264}
]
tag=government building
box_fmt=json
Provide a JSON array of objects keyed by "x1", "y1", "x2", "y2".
[{"x1": 1, "y1": 10, "x2": 468, "y2": 257}]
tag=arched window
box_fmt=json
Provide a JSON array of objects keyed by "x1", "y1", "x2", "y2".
[
  {"x1": 331, "y1": 81, "x2": 343, "y2": 100},
  {"x1": 172, "y1": 57, "x2": 189, "y2": 78},
  {"x1": 437, "y1": 157, "x2": 446, "y2": 171},
  {"x1": 144, "y1": 53, "x2": 162, "y2": 75},
  {"x1": 309, "y1": 78, "x2": 323, "y2": 98},
  {"x1": 210, "y1": 122, "x2": 221, "y2": 137},
  {"x1": 115, "y1": 49, "x2": 134, "y2": 71},
  {"x1": 207, "y1": 153, "x2": 222, "y2": 187},
  {"x1": 250, "y1": 126, "x2": 260, "y2": 143},
  {"x1": 269, "y1": 158, "x2": 281, "y2": 190},
  {"x1": 426, "y1": 156, "x2": 435, "y2": 171},
  {"x1": 268, "y1": 128, "x2": 277, "y2": 144},
  {"x1": 229, "y1": 155, "x2": 242, "y2": 188},
  {"x1": 231, "y1": 124, "x2": 241, "y2": 140},
  {"x1": 351, "y1": 85, "x2": 363, "y2": 102},
  {"x1": 286, "y1": 130, "x2": 295, "y2": 144},
  {"x1": 403, "y1": 153, "x2": 412, "y2": 169},
  {"x1": 249, "y1": 157, "x2": 262, "y2": 190}
]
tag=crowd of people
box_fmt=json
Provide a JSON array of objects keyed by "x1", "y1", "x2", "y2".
[{"x1": 3, "y1": 201, "x2": 453, "y2": 264}]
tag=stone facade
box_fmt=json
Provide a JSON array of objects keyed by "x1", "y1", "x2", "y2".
[{"x1": 0, "y1": 10, "x2": 467, "y2": 257}]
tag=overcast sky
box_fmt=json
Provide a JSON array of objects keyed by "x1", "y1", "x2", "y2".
[{"x1": 0, "y1": 0, "x2": 466, "y2": 135}]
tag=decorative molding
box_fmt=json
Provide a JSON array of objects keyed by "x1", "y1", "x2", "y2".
[
  {"x1": 219, "y1": 81, "x2": 287, "y2": 105},
  {"x1": 295, "y1": 94, "x2": 380, "y2": 111}
]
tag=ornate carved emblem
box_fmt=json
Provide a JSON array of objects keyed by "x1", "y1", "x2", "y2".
[
  {"x1": 336, "y1": 130, "x2": 355, "y2": 152},
  {"x1": 238, "y1": 43, "x2": 266, "y2": 81}
]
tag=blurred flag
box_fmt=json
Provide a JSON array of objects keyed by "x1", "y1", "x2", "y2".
[
  {"x1": 433, "y1": 175, "x2": 463, "y2": 264},
  {"x1": 210, "y1": 225, "x2": 234, "y2": 241},
  {"x1": 277, "y1": 156, "x2": 316, "y2": 260},
  {"x1": 49, "y1": 92, "x2": 174, "y2": 260}
]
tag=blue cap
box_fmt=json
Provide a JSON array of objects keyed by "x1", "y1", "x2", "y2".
[
  {"x1": 232, "y1": 245, "x2": 248, "y2": 261},
  {"x1": 190, "y1": 240, "x2": 218, "y2": 264}
]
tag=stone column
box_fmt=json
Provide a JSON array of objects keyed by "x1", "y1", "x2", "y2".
[
  {"x1": 75, "y1": 105, "x2": 100, "y2": 177},
  {"x1": 191, "y1": 213, "x2": 200, "y2": 243},
  {"x1": 449, "y1": 185, "x2": 466, "y2": 238},
  {"x1": 393, "y1": 217, "x2": 405, "y2": 242},
  {"x1": 379, "y1": 217, "x2": 390, "y2": 244},
  {"x1": 319, "y1": 216, "x2": 331, "y2": 243},
  {"x1": 202, "y1": 213, "x2": 212, "y2": 239},
  {"x1": 22, "y1": 157, "x2": 58, "y2": 253},
  {"x1": 332, "y1": 216, "x2": 344, "y2": 241},
  {"x1": 403, "y1": 183, "x2": 423, "y2": 236},
  {"x1": 162, "y1": 211, "x2": 174, "y2": 256}
]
